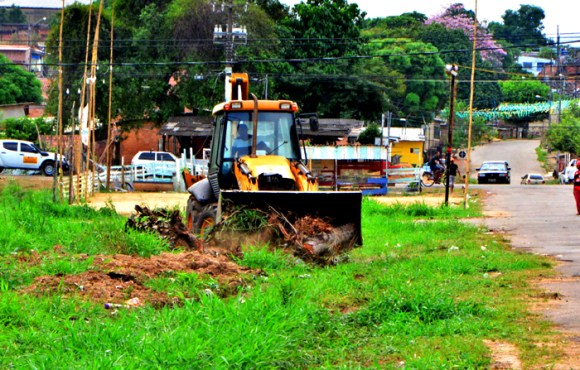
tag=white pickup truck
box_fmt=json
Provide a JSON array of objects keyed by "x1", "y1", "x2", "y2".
[{"x1": 0, "y1": 139, "x2": 69, "y2": 176}]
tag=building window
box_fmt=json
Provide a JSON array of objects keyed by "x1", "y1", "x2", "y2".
[{"x1": 522, "y1": 62, "x2": 533, "y2": 69}]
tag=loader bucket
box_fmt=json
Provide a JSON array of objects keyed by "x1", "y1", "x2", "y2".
[{"x1": 219, "y1": 190, "x2": 363, "y2": 246}]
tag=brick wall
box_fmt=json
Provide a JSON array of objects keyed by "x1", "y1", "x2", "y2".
[
  {"x1": 117, "y1": 121, "x2": 162, "y2": 164},
  {"x1": 41, "y1": 122, "x2": 163, "y2": 165}
]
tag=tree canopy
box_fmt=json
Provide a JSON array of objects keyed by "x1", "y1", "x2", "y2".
[
  {"x1": 547, "y1": 102, "x2": 580, "y2": 154},
  {"x1": 489, "y1": 5, "x2": 549, "y2": 49},
  {"x1": 42, "y1": 0, "x2": 554, "y2": 130},
  {"x1": 0, "y1": 5, "x2": 26, "y2": 23},
  {"x1": 0, "y1": 54, "x2": 42, "y2": 105}
]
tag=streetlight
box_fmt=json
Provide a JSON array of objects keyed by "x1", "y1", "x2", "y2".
[
  {"x1": 444, "y1": 64, "x2": 458, "y2": 206},
  {"x1": 28, "y1": 17, "x2": 47, "y2": 72}
]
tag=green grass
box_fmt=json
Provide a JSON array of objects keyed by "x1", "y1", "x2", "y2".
[
  {"x1": 536, "y1": 145, "x2": 548, "y2": 164},
  {"x1": 0, "y1": 184, "x2": 560, "y2": 368}
]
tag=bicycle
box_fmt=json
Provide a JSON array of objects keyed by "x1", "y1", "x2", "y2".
[{"x1": 421, "y1": 167, "x2": 446, "y2": 187}]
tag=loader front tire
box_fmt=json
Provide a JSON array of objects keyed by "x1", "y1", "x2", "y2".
[
  {"x1": 186, "y1": 198, "x2": 203, "y2": 232},
  {"x1": 196, "y1": 205, "x2": 217, "y2": 238}
]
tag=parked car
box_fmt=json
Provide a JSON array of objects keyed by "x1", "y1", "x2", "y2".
[
  {"x1": 131, "y1": 151, "x2": 179, "y2": 178},
  {"x1": 520, "y1": 173, "x2": 545, "y2": 185},
  {"x1": 0, "y1": 139, "x2": 69, "y2": 176},
  {"x1": 476, "y1": 161, "x2": 511, "y2": 184},
  {"x1": 560, "y1": 158, "x2": 577, "y2": 184}
]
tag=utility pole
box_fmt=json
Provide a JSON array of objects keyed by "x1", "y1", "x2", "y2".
[
  {"x1": 387, "y1": 112, "x2": 392, "y2": 170},
  {"x1": 224, "y1": 0, "x2": 233, "y2": 101},
  {"x1": 557, "y1": 25, "x2": 563, "y2": 124},
  {"x1": 213, "y1": 0, "x2": 247, "y2": 102},
  {"x1": 444, "y1": 64, "x2": 458, "y2": 206}
]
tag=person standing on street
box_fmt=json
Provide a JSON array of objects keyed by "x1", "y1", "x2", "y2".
[
  {"x1": 573, "y1": 161, "x2": 580, "y2": 215},
  {"x1": 449, "y1": 158, "x2": 460, "y2": 192}
]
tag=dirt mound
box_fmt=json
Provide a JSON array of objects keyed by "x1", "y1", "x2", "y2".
[{"x1": 22, "y1": 250, "x2": 262, "y2": 308}]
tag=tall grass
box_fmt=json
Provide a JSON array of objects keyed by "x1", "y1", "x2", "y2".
[
  {"x1": 0, "y1": 182, "x2": 169, "y2": 256},
  {"x1": 0, "y1": 185, "x2": 558, "y2": 368}
]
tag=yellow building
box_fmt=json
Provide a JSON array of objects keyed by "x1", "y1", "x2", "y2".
[{"x1": 384, "y1": 127, "x2": 425, "y2": 167}]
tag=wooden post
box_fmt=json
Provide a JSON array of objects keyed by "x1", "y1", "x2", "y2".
[
  {"x1": 53, "y1": 0, "x2": 65, "y2": 203},
  {"x1": 105, "y1": 5, "x2": 115, "y2": 191},
  {"x1": 464, "y1": 0, "x2": 478, "y2": 209}
]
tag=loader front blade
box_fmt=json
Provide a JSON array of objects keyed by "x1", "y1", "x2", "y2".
[{"x1": 219, "y1": 190, "x2": 363, "y2": 246}]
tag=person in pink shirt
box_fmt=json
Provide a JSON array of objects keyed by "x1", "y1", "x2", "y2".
[{"x1": 573, "y1": 161, "x2": 580, "y2": 215}]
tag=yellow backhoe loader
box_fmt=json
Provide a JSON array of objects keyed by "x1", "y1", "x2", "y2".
[{"x1": 185, "y1": 73, "x2": 362, "y2": 247}]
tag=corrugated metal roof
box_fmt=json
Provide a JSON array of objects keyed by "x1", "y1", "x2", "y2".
[
  {"x1": 159, "y1": 116, "x2": 365, "y2": 139},
  {"x1": 301, "y1": 118, "x2": 364, "y2": 137},
  {"x1": 303, "y1": 145, "x2": 386, "y2": 160},
  {"x1": 159, "y1": 116, "x2": 213, "y2": 137}
]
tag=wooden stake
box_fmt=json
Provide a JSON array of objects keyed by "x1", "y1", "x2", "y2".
[
  {"x1": 85, "y1": 0, "x2": 104, "y2": 200},
  {"x1": 76, "y1": 2, "x2": 93, "y2": 202},
  {"x1": 106, "y1": 5, "x2": 115, "y2": 191},
  {"x1": 463, "y1": 0, "x2": 477, "y2": 208},
  {"x1": 53, "y1": 0, "x2": 65, "y2": 203}
]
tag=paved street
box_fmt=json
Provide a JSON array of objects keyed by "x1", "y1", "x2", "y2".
[{"x1": 467, "y1": 140, "x2": 580, "y2": 332}]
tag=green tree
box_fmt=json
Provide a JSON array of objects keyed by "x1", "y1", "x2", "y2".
[
  {"x1": 45, "y1": 2, "x2": 181, "y2": 128},
  {"x1": 364, "y1": 12, "x2": 427, "y2": 33},
  {"x1": 548, "y1": 102, "x2": 580, "y2": 154},
  {"x1": 0, "y1": 5, "x2": 27, "y2": 23},
  {"x1": 417, "y1": 22, "x2": 503, "y2": 110},
  {"x1": 0, "y1": 54, "x2": 42, "y2": 105},
  {"x1": 274, "y1": 0, "x2": 395, "y2": 120},
  {"x1": 4, "y1": 117, "x2": 55, "y2": 141},
  {"x1": 372, "y1": 39, "x2": 447, "y2": 119},
  {"x1": 499, "y1": 79, "x2": 550, "y2": 103},
  {"x1": 249, "y1": 0, "x2": 290, "y2": 22},
  {"x1": 357, "y1": 122, "x2": 381, "y2": 144},
  {"x1": 282, "y1": 0, "x2": 365, "y2": 59},
  {"x1": 489, "y1": 5, "x2": 549, "y2": 49}
]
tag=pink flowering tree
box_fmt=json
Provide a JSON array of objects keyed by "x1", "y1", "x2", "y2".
[{"x1": 426, "y1": 3, "x2": 507, "y2": 66}]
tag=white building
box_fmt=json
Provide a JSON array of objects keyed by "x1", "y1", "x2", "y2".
[{"x1": 517, "y1": 54, "x2": 554, "y2": 76}]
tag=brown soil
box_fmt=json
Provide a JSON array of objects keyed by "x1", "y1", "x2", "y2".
[
  {"x1": 0, "y1": 174, "x2": 54, "y2": 191},
  {"x1": 22, "y1": 248, "x2": 262, "y2": 308},
  {"x1": 89, "y1": 192, "x2": 188, "y2": 215}
]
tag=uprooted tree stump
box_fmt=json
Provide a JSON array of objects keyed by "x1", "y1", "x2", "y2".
[
  {"x1": 209, "y1": 208, "x2": 360, "y2": 265},
  {"x1": 126, "y1": 205, "x2": 359, "y2": 266},
  {"x1": 271, "y1": 214, "x2": 358, "y2": 265},
  {"x1": 125, "y1": 205, "x2": 203, "y2": 250}
]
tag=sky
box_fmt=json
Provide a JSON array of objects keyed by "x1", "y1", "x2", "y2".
[
  {"x1": 4, "y1": 0, "x2": 576, "y2": 45},
  {"x1": 280, "y1": 0, "x2": 579, "y2": 45}
]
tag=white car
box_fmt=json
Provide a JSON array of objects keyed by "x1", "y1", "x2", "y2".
[
  {"x1": 520, "y1": 173, "x2": 545, "y2": 185},
  {"x1": 131, "y1": 151, "x2": 179, "y2": 178},
  {"x1": 561, "y1": 159, "x2": 577, "y2": 184},
  {"x1": 0, "y1": 139, "x2": 69, "y2": 176}
]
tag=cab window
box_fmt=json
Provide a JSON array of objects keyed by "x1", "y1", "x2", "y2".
[
  {"x1": 158, "y1": 153, "x2": 176, "y2": 162},
  {"x1": 138, "y1": 152, "x2": 155, "y2": 161},
  {"x1": 21, "y1": 143, "x2": 37, "y2": 153},
  {"x1": 3, "y1": 142, "x2": 18, "y2": 151}
]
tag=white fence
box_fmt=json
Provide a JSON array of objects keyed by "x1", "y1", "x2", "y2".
[{"x1": 94, "y1": 151, "x2": 209, "y2": 192}]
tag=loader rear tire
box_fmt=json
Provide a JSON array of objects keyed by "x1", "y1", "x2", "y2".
[{"x1": 196, "y1": 205, "x2": 217, "y2": 238}]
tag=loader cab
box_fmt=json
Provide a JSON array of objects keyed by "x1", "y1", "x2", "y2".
[{"x1": 208, "y1": 108, "x2": 302, "y2": 190}]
